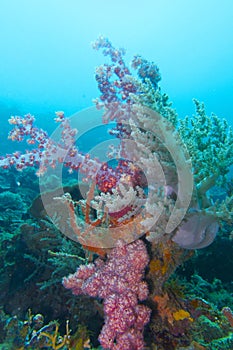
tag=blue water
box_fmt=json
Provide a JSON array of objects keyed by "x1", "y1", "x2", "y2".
[{"x1": 0, "y1": 0, "x2": 232, "y2": 131}]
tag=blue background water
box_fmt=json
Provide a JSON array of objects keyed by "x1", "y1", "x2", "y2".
[{"x1": 0, "y1": 0, "x2": 232, "y2": 138}]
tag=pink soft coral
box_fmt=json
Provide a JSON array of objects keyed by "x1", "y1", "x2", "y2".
[{"x1": 63, "y1": 239, "x2": 151, "y2": 349}]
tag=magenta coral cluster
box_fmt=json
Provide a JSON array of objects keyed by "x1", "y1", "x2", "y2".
[
  {"x1": 0, "y1": 111, "x2": 143, "y2": 193},
  {"x1": 131, "y1": 55, "x2": 161, "y2": 89},
  {"x1": 93, "y1": 36, "x2": 160, "y2": 107},
  {"x1": 93, "y1": 36, "x2": 137, "y2": 104},
  {"x1": 0, "y1": 37, "x2": 160, "y2": 191},
  {"x1": 63, "y1": 239, "x2": 151, "y2": 350}
]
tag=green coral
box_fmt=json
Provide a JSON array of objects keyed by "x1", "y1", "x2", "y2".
[
  {"x1": 129, "y1": 75, "x2": 178, "y2": 126},
  {"x1": 195, "y1": 315, "x2": 225, "y2": 343},
  {"x1": 178, "y1": 100, "x2": 233, "y2": 225},
  {"x1": 131, "y1": 66, "x2": 233, "y2": 197},
  {"x1": 191, "y1": 314, "x2": 233, "y2": 349},
  {"x1": 22, "y1": 219, "x2": 86, "y2": 289},
  {"x1": 210, "y1": 333, "x2": 233, "y2": 350},
  {"x1": 131, "y1": 69, "x2": 233, "y2": 228},
  {"x1": 0, "y1": 191, "x2": 27, "y2": 222},
  {"x1": 178, "y1": 99, "x2": 233, "y2": 189}
]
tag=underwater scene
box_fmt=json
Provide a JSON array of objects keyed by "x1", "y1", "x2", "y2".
[{"x1": 0, "y1": 1, "x2": 233, "y2": 349}]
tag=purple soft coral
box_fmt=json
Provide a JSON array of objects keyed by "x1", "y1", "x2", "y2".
[{"x1": 63, "y1": 239, "x2": 151, "y2": 350}]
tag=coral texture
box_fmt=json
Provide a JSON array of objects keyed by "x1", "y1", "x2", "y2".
[{"x1": 63, "y1": 239, "x2": 151, "y2": 350}]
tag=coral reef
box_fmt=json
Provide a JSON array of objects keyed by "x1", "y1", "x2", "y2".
[
  {"x1": 2, "y1": 309, "x2": 92, "y2": 349},
  {"x1": 0, "y1": 36, "x2": 232, "y2": 349}
]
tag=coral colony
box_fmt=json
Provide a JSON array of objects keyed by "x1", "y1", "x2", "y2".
[
  {"x1": 1, "y1": 36, "x2": 233, "y2": 349},
  {"x1": 63, "y1": 239, "x2": 151, "y2": 349}
]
